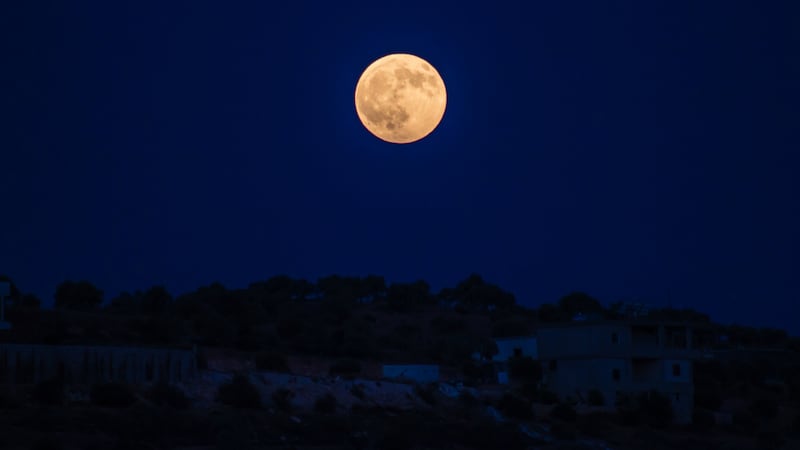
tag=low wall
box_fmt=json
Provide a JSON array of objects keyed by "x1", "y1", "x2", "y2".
[{"x1": 0, "y1": 343, "x2": 197, "y2": 385}]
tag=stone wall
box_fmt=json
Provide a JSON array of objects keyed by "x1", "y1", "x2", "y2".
[{"x1": 0, "y1": 343, "x2": 197, "y2": 385}]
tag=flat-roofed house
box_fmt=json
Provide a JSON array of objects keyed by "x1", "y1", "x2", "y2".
[{"x1": 537, "y1": 321, "x2": 700, "y2": 424}]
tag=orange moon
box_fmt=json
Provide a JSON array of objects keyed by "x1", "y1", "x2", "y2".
[{"x1": 354, "y1": 53, "x2": 447, "y2": 144}]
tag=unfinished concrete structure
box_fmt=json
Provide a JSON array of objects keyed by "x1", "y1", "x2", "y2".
[
  {"x1": 537, "y1": 321, "x2": 700, "y2": 424},
  {"x1": 0, "y1": 343, "x2": 197, "y2": 385}
]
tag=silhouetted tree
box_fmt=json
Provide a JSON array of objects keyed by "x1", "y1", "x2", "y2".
[
  {"x1": 0, "y1": 275, "x2": 22, "y2": 299},
  {"x1": 54, "y1": 280, "x2": 103, "y2": 311},
  {"x1": 557, "y1": 292, "x2": 605, "y2": 318},
  {"x1": 141, "y1": 285, "x2": 172, "y2": 315},
  {"x1": 537, "y1": 303, "x2": 568, "y2": 322},
  {"x1": 14, "y1": 293, "x2": 40, "y2": 310},
  {"x1": 508, "y1": 356, "x2": 542, "y2": 382},
  {"x1": 438, "y1": 274, "x2": 515, "y2": 312},
  {"x1": 386, "y1": 280, "x2": 433, "y2": 312}
]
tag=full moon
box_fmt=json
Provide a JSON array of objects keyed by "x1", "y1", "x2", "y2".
[{"x1": 355, "y1": 53, "x2": 447, "y2": 144}]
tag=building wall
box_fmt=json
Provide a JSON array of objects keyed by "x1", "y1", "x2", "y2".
[
  {"x1": 493, "y1": 337, "x2": 538, "y2": 362},
  {"x1": 538, "y1": 325, "x2": 631, "y2": 359},
  {"x1": 0, "y1": 344, "x2": 197, "y2": 385},
  {"x1": 538, "y1": 323, "x2": 696, "y2": 424},
  {"x1": 382, "y1": 364, "x2": 439, "y2": 383},
  {"x1": 544, "y1": 358, "x2": 627, "y2": 407}
]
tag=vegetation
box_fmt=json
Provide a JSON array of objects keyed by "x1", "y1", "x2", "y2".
[
  {"x1": 1, "y1": 273, "x2": 800, "y2": 448},
  {"x1": 313, "y1": 392, "x2": 338, "y2": 413},
  {"x1": 329, "y1": 359, "x2": 362, "y2": 377},
  {"x1": 551, "y1": 403, "x2": 578, "y2": 422},
  {"x1": 254, "y1": 351, "x2": 289, "y2": 372},
  {"x1": 587, "y1": 389, "x2": 605, "y2": 407},
  {"x1": 497, "y1": 392, "x2": 533, "y2": 419},
  {"x1": 32, "y1": 378, "x2": 64, "y2": 406},
  {"x1": 148, "y1": 382, "x2": 190, "y2": 409},
  {"x1": 90, "y1": 382, "x2": 135, "y2": 407},
  {"x1": 272, "y1": 387, "x2": 294, "y2": 412},
  {"x1": 508, "y1": 356, "x2": 542, "y2": 382},
  {"x1": 217, "y1": 374, "x2": 261, "y2": 409}
]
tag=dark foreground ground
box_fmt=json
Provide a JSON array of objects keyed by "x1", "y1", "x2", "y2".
[{"x1": 1, "y1": 384, "x2": 798, "y2": 450}]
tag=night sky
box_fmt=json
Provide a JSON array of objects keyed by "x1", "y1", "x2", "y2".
[{"x1": 1, "y1": 2, "x2": 798, "y2": 334}]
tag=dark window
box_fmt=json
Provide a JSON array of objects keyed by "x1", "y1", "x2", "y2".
[
  {"x1": 513, "y1": 348, "x2": 522, "y2": 357},
  {"x1": 611, "y1": 332, "x2": 619, "y2": 344},
  {"x1": 612, "y1": 369, "x2": 621, "y2": 381},
  {"x1": 672, "y1": 364, "x2": 681, "y2": 377},
  {"x1": 549, "y1": 360, "x2": 558, "y2": 371}
]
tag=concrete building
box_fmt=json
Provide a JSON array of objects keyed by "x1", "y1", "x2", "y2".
[
  {"x1": 537, "y1": 321, "x2": 700, "y2": 424},
  {"x1": 0, "y1": 343, "x2": 197, "y2": 385}
]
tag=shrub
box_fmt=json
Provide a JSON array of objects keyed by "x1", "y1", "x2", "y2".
[
  {"x1": 30, "y1": 437, "x2": 63, "y2": 450},
  {"x1": 551, "y1": 403, "x2": 577, "y2": 422},
  {"x1": 272, "y1": 387, "x2": 294, "y2": 412},
  {"x1": 694, "y1": 389, "x2": 722, "y2": 411},
  {"x1": 637, "y1": 390, "x2": 674, "y2": 428},
  {"x1": 314, "y1": 393, "x2": 338, "y2": 414},
  {"x1": 350, "y1": 384, "x2": 366, "y2": 400},
  {"x1": 459, "y1": 390, "x2": 479, "y2": 407},
  {"x1": 538, "y1": 388, "x2": 559, "y2": 405},
  {"x1": 90, "y1": 383, "x2": 135, "y2": 408},
  {"x1": 497, "y1": 393, "x2": 533, "y2": 420},
  {"x1": 550, "y1": 422, "x2": 576, "y2": 441},
  {"x1": 508, "y1": 356, "x2": 542, "y2": 382},
  {"x1": 731, "y1": 411, "x2": 759, "y2": 436},
  {"x1": 329, "y1": 359, "x2": 362, "y2": 377},
  {"x1": 33, "y1": 378, "x2": 64, "y2": 406},
  {"x1": 749, "y1": 397, "x2": 779, "y2": 419},
  {"x1": 217, "y1": 374, "x2": 261, "y2": 409},
  {"x1": 756, "y1": 431, "x2": 785, "y2": 450},
  {"x1": 254, "y1": 351, "x2": 289, "y2": 372},
  {"x1": 587, "y1": 389, "x2": 605, "y2": 407},
  {"x1": 691, "y1": 409, "x2": 715, "y2": 432},
  {"x1": 415, "y1": 384, "x2": 438, "y2": 406},
  {"x1": 148, "y1": 382, "x2": 189, "y2": 409}
]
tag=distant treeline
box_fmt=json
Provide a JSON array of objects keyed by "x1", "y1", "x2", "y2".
[{"x1": 0, "y1": 274, "x2": 797, "y2": 360}]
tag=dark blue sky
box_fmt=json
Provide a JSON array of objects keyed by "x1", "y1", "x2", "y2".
[{"x1": 1, "y1": 1, "x2": 798, "y2": 333}]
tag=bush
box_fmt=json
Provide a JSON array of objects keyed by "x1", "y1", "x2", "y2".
[
  {"x1": 749, "y1": 397, "x2": 779, "y2": 419},
  {"x1": 272, "y1": 388, "x2": 294, "y2": 412},
  {"x1": 350, "y1": 384, "x2": 366, "y2": 400},
  {"x1": 415, "y1": 384, "x2": 438, "y2": 406},
  {"x1": 551, "y1": 403, "x2": 577, "y2": 422},
  {"x1": 217, "y1": 374, "x2": 261, "y2": 409},
  {"x1": 254, "y1": 351, "x2": 289, "y2": 372},
  {"x1": 314, "y1": 393, "x2": 338, "y2": 414},
  {"x1": 497, "y1": 393, "x2": 533, "y2": 420},
  {"x1": 329, "y1": 359, "x2": 362, "y2": 377},
  {"x1": 459, "y1": 390, "x2": 479, "y2": 407},
  {"x1": 90, "y1": 383, "x2": 135, "y2": 408},
  {"x1": 538, "y1": 388, "x2": 559, "y2": 405},
  {"x1": 30, "y1": 437, "x2": 63, "y2": 450},
  {"x1": 550, "y1": 422, "x2": 576, "y2": 441},
  {"x1": 148, "y1": 382, "x2": 189, "y2": 409},
  {"x1": 587, "y1": 389, "x2": 605, "y2": 407},
  {"x1": 637, "y1": 390, "x2": 674, "y2": 428},
  {"x1": 33, "y1": 378, "x2": 64, "y2": 406},
  {"x1": 731, "y1": 411, "x2": 759, "y2": 436},
  {"x1": 694, "y1": 389, "x2": 722, "y2": 411},
  {"x1": 508, "y1": 356, "x2": 542, "y2": 382},
  {"x1": 691, "y1": 409, "x2": 715, "y2": 432}
]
